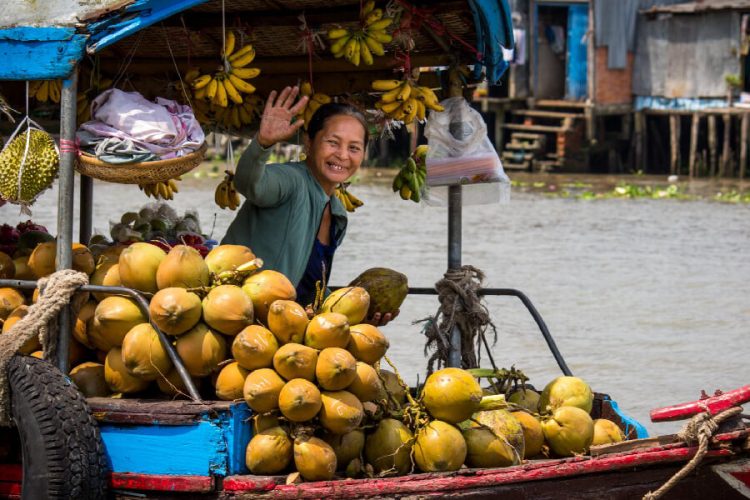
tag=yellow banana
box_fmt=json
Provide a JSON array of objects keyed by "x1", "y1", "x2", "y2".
[
  {"x1": 416, "y1": 99, "x2": 426, "y2": 122},
  {"x1": 230, "y1": 106, "x2": 241, "y2": 129},
  {"x1": 50, "y1": 80, "x2": 61, "y2": 103},
  {"x1": 300, "y1": 81, "x2": 313, "y2": 96},
  {"x1": 399, "y1": 185, "x2": 412, "y2": 201},
  {"x1": 168, "y1": 178, "x2": 179, "y2": 193},
  {"x1": 206, "y1": 77, "x2": 219, "y2": 101},
  {"x1": 359, "y1": 39, "x2": 373, "y2": 66},
  {"x1": 330, "y1": 34, "x2": 351, "y2": 56},
  {"x1": 344, "y1": 37, "x2": 359, "y2": 63},
  {"x1": 362, "y1": 0, "x2": 375, "y2": 16},
  {"x1": 328, "y1": 28, "x2": 349, "y2": 40},
  {"x1": 364, "y1": 9, "x2": 383, "y2": 26},
  {"x1": 37, "y1": 80, "x2": 50, "y2": 102},
  {"x1": 214, "y1": 77, "x2": 228, "y2": 107},
  {"x1": 363, "y1": 34, "x2": 385, "y2": 56},
  {"x1": 372, "y1": 79, "x2": 401, "y2": 91},
  {"x1": 192, "y1": 74, "x2": 212, "y2": 90},
  {"x1": 396, "y1": 82, "x2": 412, "y2": 101},
  {"x1": 214, "y1": 180, "x2": 230, "y2": 209},
  {"x1": 367, "y1": 18, "x2": 393, "y2": 31},
  {"x1": 227, "y1": 181, "x2": 241, "y2": 210},
  {"x1": 227, "y1": 73, "x2": 256, "y2": 94},
  {"x1": 222, "y1": 75, "x2": 244, "y2": 104},
  {"x1": 346, "y1": 190, "x2": 364, "y2": 207},
  {"x1": 380, "y1": 100, "x2": 402, "y2": 114},
  {"x1": 229, "y1": 46, "x2": 256, "y2": 68},
  {"x1": 307, "y1": 99, "x2": 322, "y2": 113},
  {"x1": 222, "y1": 31, "x2": 236, "y2": 59},
  {"x1": 184, "y1": 68, "x2": 201, "y2": 83},
  {"x1": 402, "y1": 97, "x2": 418, "y2": 124},
  {"x1": 228, "y1": 44, "x2": 254, "y2": 63},
  {"x1": 238, "y1": 105, "x2": 253, "y2": 124},
  {"x1": 380, "y1": 82, "x2": 404, "y2": 103},
  {"x1": 231, "y1": 67, "x2": 260, "y2": 80},
  {"x1": 311, "y1": 93, "x2": 331, "y2": 105},
  {"x1": 368, "y1": 30, "x2": 393, "y2": 43}
]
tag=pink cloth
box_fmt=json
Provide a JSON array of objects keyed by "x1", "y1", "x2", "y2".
[{"x1": 79, "y1": 89, "x2": 204, "y2": 159}]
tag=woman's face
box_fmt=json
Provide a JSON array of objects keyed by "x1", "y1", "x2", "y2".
[{"x1": 305, "y1": 114, "x2": 366, "y2": 194}]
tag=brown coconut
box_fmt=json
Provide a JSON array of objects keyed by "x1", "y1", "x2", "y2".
[
  {"x1": 267, "y1": 299, "x2": 309, "y2": 344},
  {"x1": 118, "y1": 242, "x2": 167, "y2": 293},
  {"x1": 214, "y1": 361, "x2": 250, "y2": 401},
  {"x1": 319, "y1": 286, "x2": 370, "y2": 325},
  {"x1": 364, "y1": 418, "x2": 413, "y2": 475},
  {"x1": 204, "y1": 244, "x2": 256, "y2": 275},
  {"x1": 90, "y1": 261, "x2": 122, "y2": 301},
  {"x1": 73, "y1": 300, "x2": 97, "y2": 348},
  {"x1": 0, "y1": 251, "x2": 15, "y2": 279},
  {"x1": 315, "y1": 347, "x2": 357, "y2": 391},
  {"x1": 121, "y1": 323, "x2": 173, "y2": 381},
  {"x1": 69, "y1": 362, "x2": 110, "y2": 398},
  {"x1": 241, "y1": 270, "x2": 296, "y2": 324},
  {"x1": 304, "y1": 312, "x2": 350, "y2": 350},
  {"x1": 2, "y1": 305, "x2": 40, "y2": 354},
  {"x1": 202, "y1": 285, "x2": 254, "y2": 335},
  {"x1": 319, "y1": 390, "x2": 364, "y2": 435},
  {"x1": 323, "y1": 429, "x2": 365, "y2": 471},
  {"x1": 246, "y1": 426, "x2": 293, "y2": 475},
  {"x1": 149, "y1": 287, "x2": 202, "y2": 336},
  {"x1": 231, "y1": 325, "x2": 278, "y2": 371},
  {"x1": 12, "y1": 255, "x2": 34, "y2": 280},
  {"x1": 104, "y1": 347, "x2": 150, "y2": 394},
  {"x1": 347, "y1": 324, "x2": 389, "y2": 364},
  {"x1": 278, "y1": 378, "x2": 322, "y2": 422},
  {"x1": 272, "y1": 343, "x2": 318, "y2": 381},
  {"x1": 28, "y1": 242, "x2": 95, "y2": 278},
  {"x1": 243, "y1": 367, "x2": 285, "y2": 412},
  {"x1": 88, "y1": 296, "x2": 147, "y2": 351},
  {"x1": 155, "y1": 245, "x2": 209, "y2": 289},
  {"x1": 378, "y1": 369, "x2": 407, "y2": 407},
  {"x1": 414, "y1": 420, "x2": 467, "y2": 473},
  {"x1": 0, "y1": 288, "x2": 25, "y2": 320},
  {"x1": 347, "y1": 362, "x2": 383, "y2": 402},
  {"x1": 175, "y1": 323, "x2": 227, "y2": 377},
  {"x1": 294, "y1": 436, "x2": 337, "y2": 481}
]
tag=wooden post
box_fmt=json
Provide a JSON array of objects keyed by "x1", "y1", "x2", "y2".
[
  {"x1": 721, "y1": 113, "x2": 732, "y2": 177},
  {"x1": 689, "y1": 113, "x2": 700, "y2": 178},
  {"x1": 635, "y1": 111, "x2": 645, "y2": 172},
  {"x1": 741, "y1": 112, "x2": 748, "y2": 180},
  {"x1": 708, "y1": 114, "x2": 717, "y2": 177},
  {"x1": 669, "y1": 114, "x2": 680, "y2": 175}
]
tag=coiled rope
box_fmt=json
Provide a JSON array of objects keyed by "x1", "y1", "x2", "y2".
[
  {"x1": 0, "y1": 269, "x2": 89, "y2": 426},
  {"x1": 643, "y1": 404, "x2": 743, "y2": 500}
]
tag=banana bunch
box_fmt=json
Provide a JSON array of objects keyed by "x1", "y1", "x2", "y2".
[
  {"x1": 139, "y1": 178, "x2": 180, "y2": 200},
  {"x1": 215, "y1": 171, "x2": 241, "y2": 210},
  {"x1": 328, "y1": 1, "x2": 393, "y2": 66},
  {"x1": 392, "y1": 156, "x2": 426, "y2": 203},
  {"x1": 191, "y1": 31, "x2": 260, "y2": 108},
  {"x1": 372, "y1": 79, "x2": 445, "y2": 124},
  {"x1": 334, "y1": 184, "x2": 364, "y2": 212},
  {"x1": 297, "y1": 82, "x2": 332, "y2": 128},
  {"x1": 29, "y1": 80, "x2": 63, "y2": 104}
]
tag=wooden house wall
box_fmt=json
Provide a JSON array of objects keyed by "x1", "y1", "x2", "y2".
[{"x1": 2, "y1": 0, "x2": 130, "y2": 26}]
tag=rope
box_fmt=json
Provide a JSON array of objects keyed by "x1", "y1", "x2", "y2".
[
  {"x1": 420, "y1": 265, "x2": 498, "y2": 374},
  {"x1": 643, "y1": 405, "x2": 744, "y2": 500},
  {"x1": 0, "y1": 270, "x2": 89, "y2": 426}
]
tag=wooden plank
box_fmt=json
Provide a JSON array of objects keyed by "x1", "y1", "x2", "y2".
[
  {"x1": 721, "y1": 113, "x2": 732, "y2": 177},
  {"x1": 741, "y1": 113, "x2": 749, "y2": 180},
  {"x1": 503, "y1": 123, "x2": 567, "y2": 133},
  {"x1": 510, "y1": 110, "x2": 584, "y2": 119},
  {"x1": 650, "y1": 385, "x2": 750, "y2": 422},
  {"x1": 708, "y1": 114, "x2": 718, "y2": 176},
  {"x1": 536, "y1": 99, "x2": 588, "y2": 109},
  {"x1": 109, "y1": 472, "x2": 214, "y2": 493},
  {"x1": 635, "y1": 111, "x2": 645, "y2": 172},
  {"x1": 689, "y1": 113, "x2": 700, "y2": 178},
  {"x1": 670, "y1": 114, "x2": 680, "y2": 175},
  {"x1": 88, "y1": 398, "x2": 237, "y2": 425},
  {"x1": 590, "y1": 435, "x2": 678, "y2": 457},
  {"x1": 0, "y1": 29, "x2": 87, "y2": 80}
]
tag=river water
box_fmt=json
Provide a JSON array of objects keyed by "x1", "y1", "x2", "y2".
[{"x1": 2, "y1": 170, "x2": 748, "y2": 435}]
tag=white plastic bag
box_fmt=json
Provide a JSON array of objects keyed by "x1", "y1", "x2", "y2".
[{"x1": 424, "y1": 97, "x2": 510, "y2": 205}]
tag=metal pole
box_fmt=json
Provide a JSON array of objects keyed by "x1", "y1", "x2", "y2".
[
  {"x1": 55, "y1": 70, "x2": 78, "y2": 374},
  {"x1": 447, "y1": 184, "x2": 462, "y2": 368},
  {"x1": 80, "y1": 175, "x2": 93, "y2": 245}
]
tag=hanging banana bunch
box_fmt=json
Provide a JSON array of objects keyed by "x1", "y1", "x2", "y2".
[
  {"x1": 191, "y1": 31, "x2": 260, "y2": 110},
  {"x1": 391, "y1": 151, "x2": 427, "y2": 203},
  {"x1": 214, "y1": 170, "x2": 241, "y2": 210},
  {"x1": 334, "y1": 184, "x2": 364, "y2": 212},
  {"x1": 372, "y1": 78, "x2": 445, "y2": 124},
  {"x1": 29, "y1": 80, "x2": 63, "y2": 104},
  {"x1": 296, "y1": 81, "x2": 333, "y2": 128},
  {"x1": 139, "y1": 178, "x2": 181, "y2": 200},
  {"x1": 328, "y1": 0, "x2": 393, "y2": 67}
]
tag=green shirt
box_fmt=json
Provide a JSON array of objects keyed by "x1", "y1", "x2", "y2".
[{"x1": 221, "y1": 140, "x2": 348, "y2": 286}]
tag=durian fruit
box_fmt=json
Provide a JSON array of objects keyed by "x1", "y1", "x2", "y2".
[{"x1": 0, "y1": 128, "x2": 59, "y2": 205}]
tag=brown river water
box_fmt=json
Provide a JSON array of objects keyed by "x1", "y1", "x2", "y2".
[{"x1": 2, "y1": 169, "x2": 748, "y2": 436}]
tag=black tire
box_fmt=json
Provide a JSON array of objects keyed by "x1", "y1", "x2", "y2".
[{"x1": 8, "y1": 355, "x2": 108, "y2": 500}]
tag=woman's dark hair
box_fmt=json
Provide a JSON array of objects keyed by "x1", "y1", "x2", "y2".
[{"x1": 306, "y1": 102, "x2": 369, "y2": 147}]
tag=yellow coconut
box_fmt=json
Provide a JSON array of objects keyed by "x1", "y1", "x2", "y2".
[
  {"x1": 272, "y1": 343, "x2": 318, "y2": 381},
  {"x1": 364, "y1": 418, "x2": 413, "y2": 475},
  {"x1": 421, "y1": 368, "x2": 483, "y2": 424},
  {"x1": 104, "y1": 347, "x2": 150, "y2": 394},
  {"x1": 155, "y1": 245, "x2": 210, "y2": 289},
  {"x1": 156, "y1": 368, "x2": 199, "y2": 398},
  {"x1": 88, "y1": 296, "x2": 147, "y2": 351},
  {"x1": 323, "y1": 429, "x2": 365, "y2": 471},
  {"x1": 319, "y1": 287, "x2": 370, "y2": 325},
  {"x1": 242, "y1": 367, "x2": 285, "y2": 412},
  {"x1": 121, "y1": 323, "x2": 172, "y2": 381},
  {"x1": 267, "y1": 299, "x2": 309, "y2": 344},
  {"x1": 511, "y1": 411, "x2": 545, "y2": 458},
  {"x1": 592, "y1": 418, "x2": 625, "y2": 446},
  {"x1": 0, "y1": 288, "x2": 25, "y2": 320},
  {"x1": 69, "y1": 362, "x2": 110, "y2": 398},
  {"x1": 319, "y1": 390, "x2": 364, "y2": 435},
  {"x1": 278, "y1": 378, "x2": 322, "y2": 422},
  {"x1": 347, "y1": 362, "x2": 383, "y2": 402},
  {"x1": 204, "y1": 244, "x2": 256, "y2": 275},
  {"x1": 96, "y1": 244, "x2": 126, "y2": 266},
  {"x1": 304, "y1": 312, "x2": 350, "y2": 350},
  {"x1": 0, "y1": 251, "x2": 15, "y2": 279},
  {"x1": 149, "y1": 287, "x2": 202, "y2": 336},
  {"x1": 541, "y1": 406, "x2": 595, "y2": 457},
  {"x1": 231, "y1": 325, "x2": 278, "y2": 371},
  {"x1": 214, "y1": 361, "x2": 250, "y2": 401},
  {"x1": 90, "y1": 262, "x2": 121, "y2": 302},
  {"x1": 378, "y1": 369, "x2": 407, "y2": 408},
  {"x1": 414, "y1": 420, "x2": 467, "y2": 473},
  {"x1": 539, "y1": 376, "x2": 594, "y2": 414},
  {"x1": 316, "y1": 347, "x2": 357, "y2": 391},
  {"x1": 508, "y1": 388, "x2": 542, "y2": 413},
  {"x1": 347, "y1": 324, "x2": 389, "y2": 364},
  {"x1": 463, "y1": 409, "x2": 525, "y2": 467},
  {"x1": 175, "y1": 323, "x2": 227, "y2": 377},
  {"x1": 12, "y1": 255, "x2": 33, "y2": 280},
  {"x1": 294, "y1": 436, "x2": 337, "y2": 481},
  {"x1": 72, "y1": 300, "x2": 97, "y2": 349},
  {"x1": 2, "y1": 305, "x2": 40, "y2": 354},
  {"x1": 246, "y1": 426, "x2": 293, "y2": 475},
  {"x1": 27, "y1": 241, "x2": 56, "y2": 278},
  {"x1": 253, "y1": 413, "x2": 281, "y2": 434},
  {"x1": 202, "y1": 285, "x2": 254, "y2": 336},
  {"x1": 72, "y1": 243, "x2": 96, "y2": 275},
  {"x1": 241, "y1": 270, "x2": 296, "y2": 324},
  {"x1": 118, "y1": 242, "x2": 167, "y2": 293}
]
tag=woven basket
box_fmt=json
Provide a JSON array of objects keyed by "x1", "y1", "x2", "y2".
[{"x1": 75, "y1": 143, "x2": 207, "y2": 184}]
